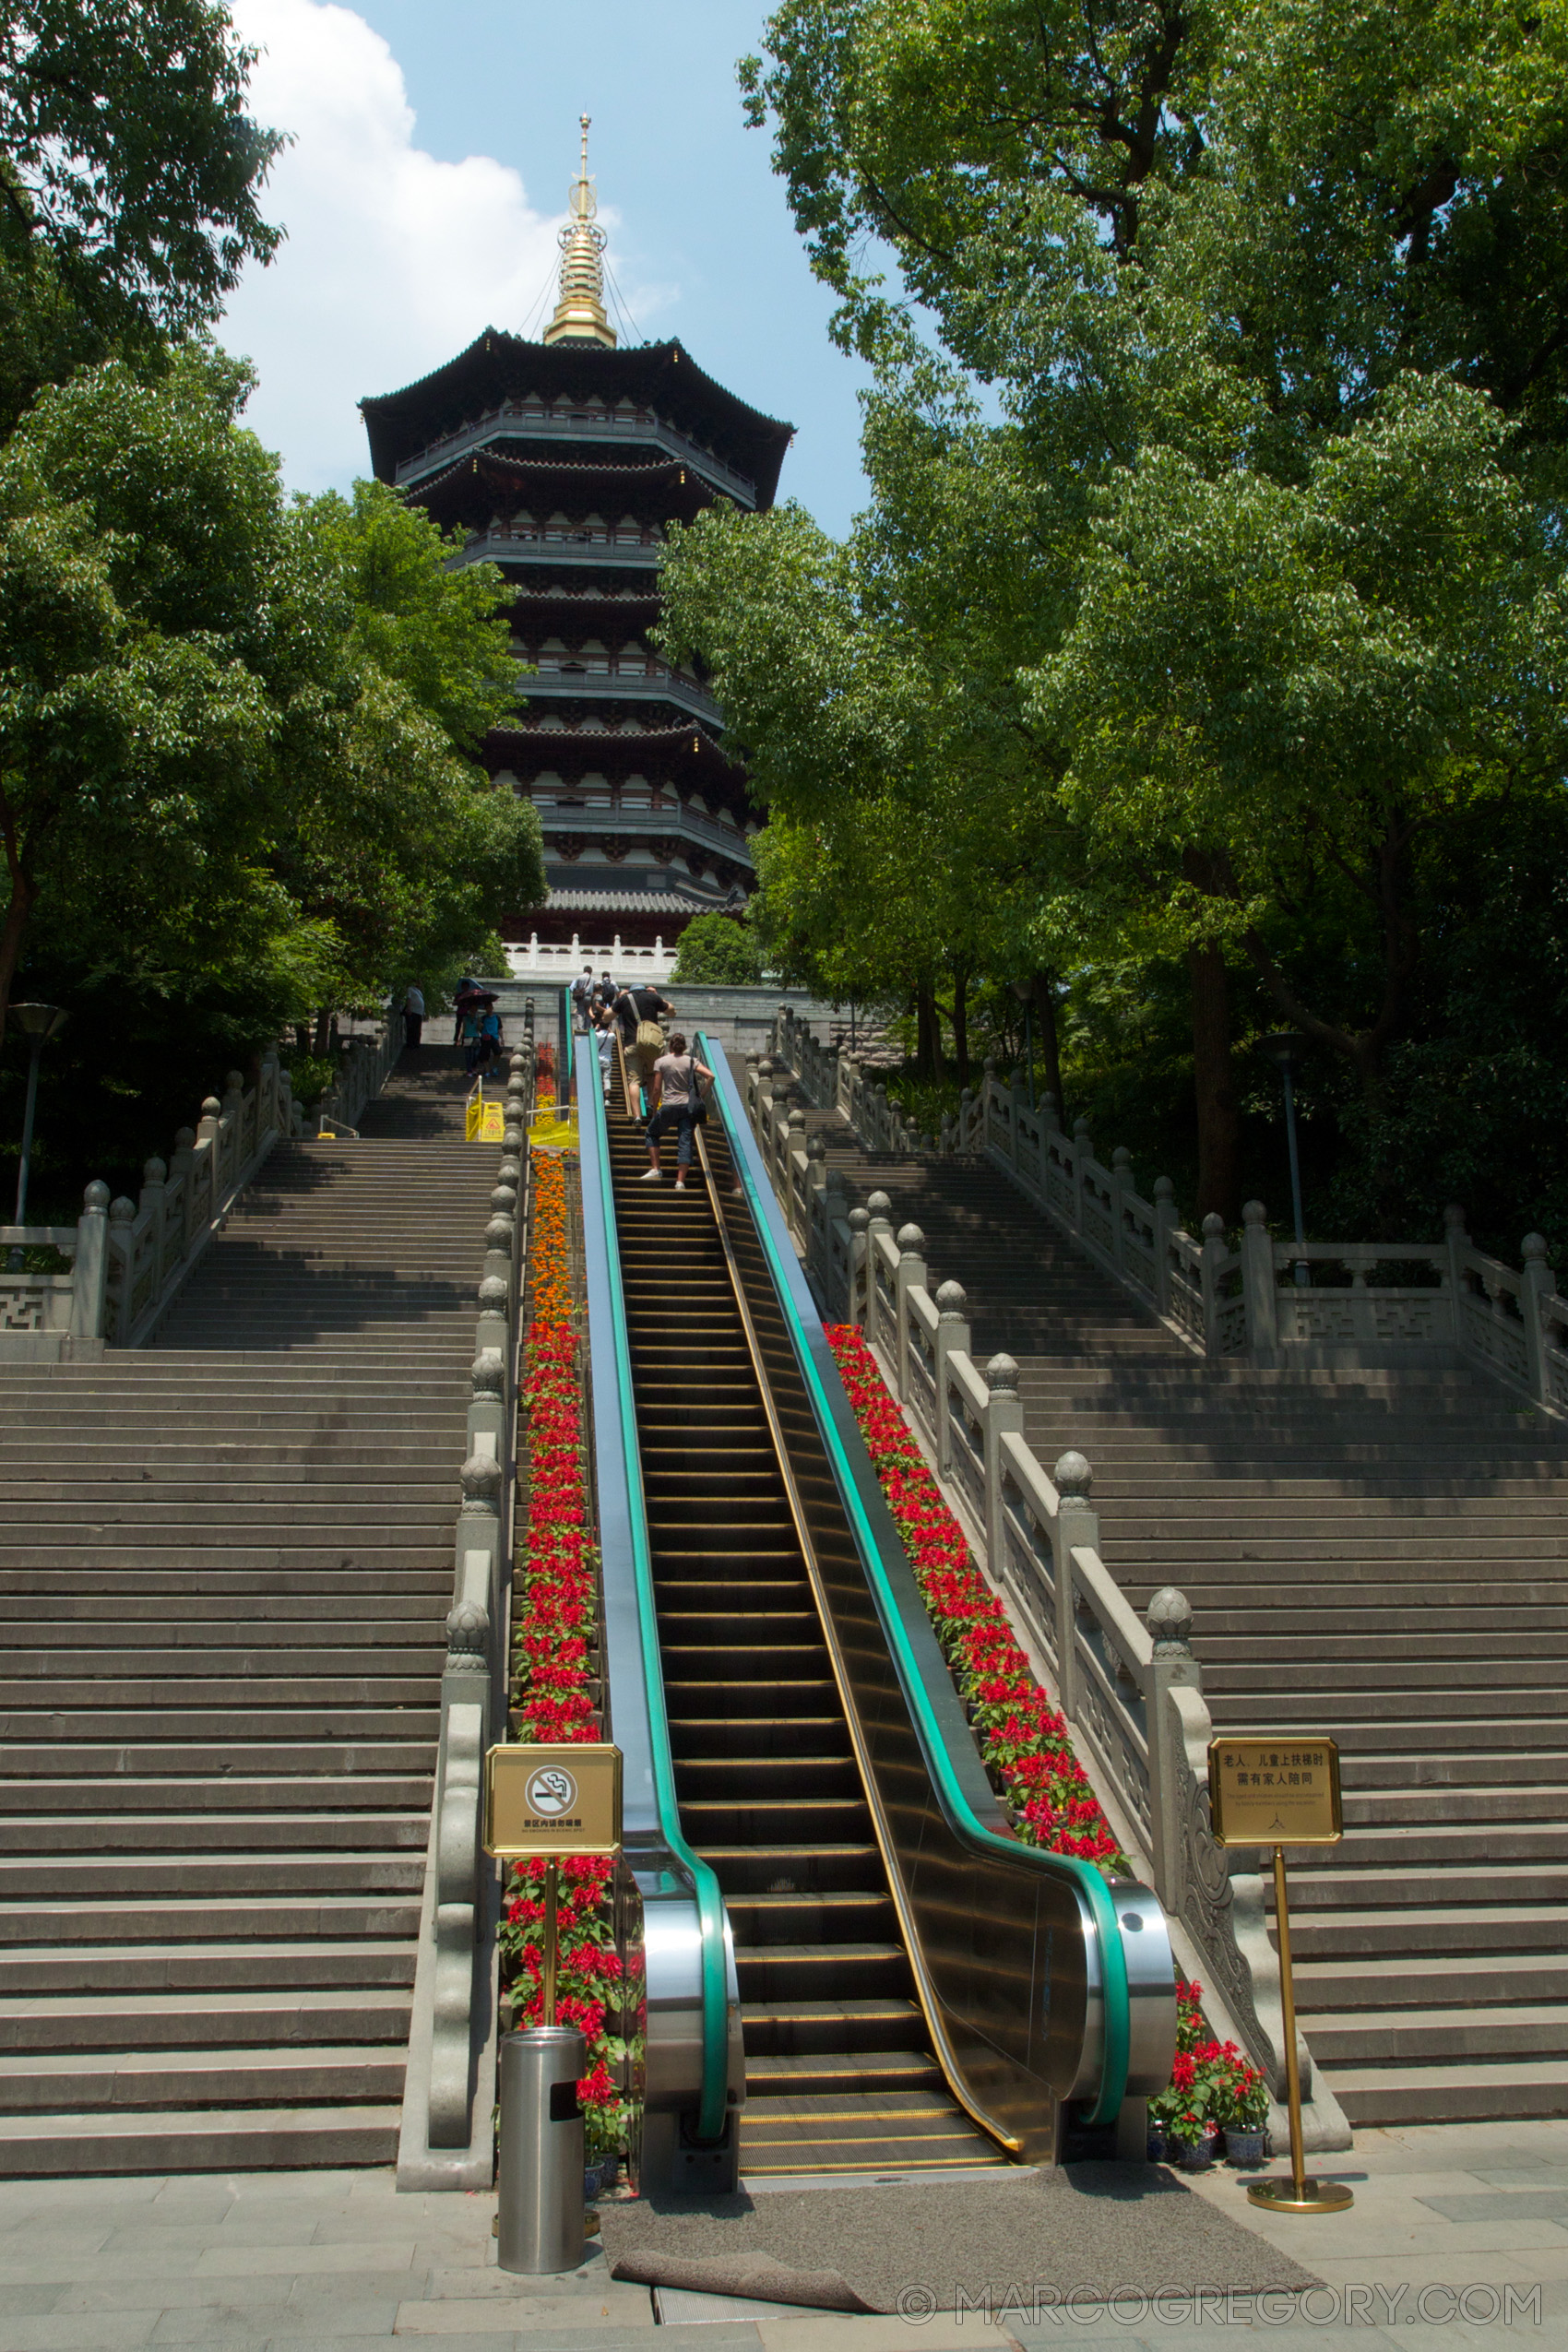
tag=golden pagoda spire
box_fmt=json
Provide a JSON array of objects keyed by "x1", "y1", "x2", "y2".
[{"x1": 543, "y1": 113, "x2": 616, "y2": 349}]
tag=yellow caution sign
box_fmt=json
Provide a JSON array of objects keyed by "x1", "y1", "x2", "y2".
[{"x1": 466, "y1": 1091, "x2": 506, "y2": 1142}]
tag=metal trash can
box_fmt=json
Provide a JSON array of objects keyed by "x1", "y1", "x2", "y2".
[{"x1": 497, "y1": 2025, "x2": 587, "y2": 2274}]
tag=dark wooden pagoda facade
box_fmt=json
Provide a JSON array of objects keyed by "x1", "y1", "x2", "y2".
[{"x1": 359, "y1": 122, "x2": 792, "y2": 950}]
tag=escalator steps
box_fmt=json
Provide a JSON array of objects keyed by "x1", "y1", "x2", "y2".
[{"x1": 609, "y1": 1114, "x2": 1004, "y2": 2176}]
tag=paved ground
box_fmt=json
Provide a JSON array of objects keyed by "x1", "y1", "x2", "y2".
[{"x1": 0, "y1": 2121, "x2": 1563, "y2": 2349}]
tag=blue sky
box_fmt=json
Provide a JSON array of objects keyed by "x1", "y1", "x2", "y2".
[{"x1": 217, "y1": 0, "x2": 873, "y2": 532}]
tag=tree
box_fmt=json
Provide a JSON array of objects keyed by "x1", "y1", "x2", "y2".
[
  {"x1": 0, "y1": 1, "x2": 282, "y2": 431},
  {"x1": 670, "y1": 911, "x2": 764, "y2": 986}
]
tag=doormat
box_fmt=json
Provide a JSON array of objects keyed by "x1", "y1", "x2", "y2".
[{"x1": 601, "y1": 2166, "x2": 1323, "y2": 2316}]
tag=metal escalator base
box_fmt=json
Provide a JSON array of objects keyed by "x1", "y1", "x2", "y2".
[{"x1": 606, "y1": 1108, "x2": 1007, "y2": 2176}]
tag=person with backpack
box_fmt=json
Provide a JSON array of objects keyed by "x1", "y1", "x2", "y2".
[
  {"x1": 614, "y1": 980, "x2": 673, "y2": 1100},
  {"x1": 570, "y1": 965, "x2": 595, "y2": 1031},
  {"x1": 642, "y1": 1032, "x2": 714, "y2": 1189}
]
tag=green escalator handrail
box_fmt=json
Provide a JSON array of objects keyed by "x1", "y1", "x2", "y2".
[
  {"x1": 697, "y1": 1036, "x2": 1130, "y2": 2128},
  {"x1": 571, "y1": 1025, "x2": 731, "y2": 2143}
]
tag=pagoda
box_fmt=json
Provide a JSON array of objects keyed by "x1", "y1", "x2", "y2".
[{"x1": 360, "y1": 119, "x2": 794, "y2": 958}]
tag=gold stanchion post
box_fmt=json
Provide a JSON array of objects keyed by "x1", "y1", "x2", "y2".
[
  {"x1": 540, "y1": 1860, "x2": 558, "y2": 2024},
  {"x1": 1207, "y1": 1734, "x2": 1352, "y2": 2215},
  {"x1": 1245, "y1": 1845, "x2": 1352, "y2": 2214}
]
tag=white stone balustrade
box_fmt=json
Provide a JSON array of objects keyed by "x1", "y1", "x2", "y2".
[{"x1": 767, "y1": 1010, "x2": 1568, "y2": 1419}]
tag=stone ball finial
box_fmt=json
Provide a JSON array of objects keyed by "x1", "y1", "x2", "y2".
[
  {"x1": 1155, "y1": 1175, "x2": 1175, "y2": 1203},
  {"x1": 109, "y1": 1195, "x2": 135, "y2": 1225},
  {"x1": 787, "y1": 1105, "x2": 806, "y2": 1131},
  {"x1": 445, "y1": 1599, "x2": 489, "y2": 1669},
  {"x1": 225, "y1": 1070, "x2": 244, "y2": 1093},
  {"x1": 478, "y1": 1273, "x2": 510, "y2": 1314},
  {"x1": 1073, "y1": 1114, "x2": 1092, "y2": 1142},
  {"x1": 83, "y1": 1180, "x2": 110, "y2": 1213},
  {"x1": 1242, "y1": 1199, "x2": 1267, "y2": 1227},
  {"x1": 1202, "y1": 1211, "x2": 1227, "y2": 1241},
  {"x1": 866, "y1": 1191, "x2": 892, "y2": 1219},
  {"x1": 848, "y1": 1206, "x2": 870, "y2": 1233},
  {"x1": 1444, "y1": 1202, "x2": 1467, "y2": 1233},
  {"x1": 1146, "y1": 1585, "x2": 1193, "y2": 1657},
  {"x1": 806, "y1": 1130, "x2": 826, "y2": 1160},
  {"x1": 1054, "y1": 1448, "x2": 1092, "y2": 1497},
  {"x1": 484, "y1": 1215, "x2": 514, "y2": 1251},
  {"x1": 984, "y1": 1351, "x2": 1020, "y2": 1396},
  {"x1": 143, "y1": 1157, "x2": 167, "y2": 1184},
  {"x1": 935, "y1": 1279, "x2": 967, "y2": 1319},
  {"x1": 896, "y1": 1222, "x2": 925, "y2": 1256},
  {"x1": 491, "y1": 1182, "x2": 518, "y2": 1214},
  {"x1": 1524, "y1": 1232, "x2": 1550, "y2": 1265},
  {"x1": 201, "y1": 1097, "x2": 222, "y2": 1121},
  {"x1": 470, "y1": 1348, "x2": 505, "y2": 1397},
  {"x1": 459, "y1": 1450, "x2": 504, "y2": 1509},
  {"x1": 1112, "y1": 1146, "x2": 1132, "y2": 1174}
]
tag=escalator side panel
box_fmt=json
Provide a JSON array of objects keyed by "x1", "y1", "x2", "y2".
[{"x1": 699, "y1": 1041, "x2": 1178, "y2": 2139}]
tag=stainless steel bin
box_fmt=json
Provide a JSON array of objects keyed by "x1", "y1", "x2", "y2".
[{"x1": 497, "y1": 2025, "x2": 587, "y2": 2275}]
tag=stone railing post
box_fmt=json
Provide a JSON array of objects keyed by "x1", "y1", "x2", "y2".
[
  {"x1": 847, "y1": 1206, "x2": 871, "y2": 1327},
  {"x1": 1110, "y1": 1147, "x2": 1132, "y2": 1277},
  {"x1": 1153, "y1": 1177, "x2": 1178, "y2": 1314},
  {"x1": 864, "y1": 1191, "x2": 894, "y2": 1350},
  {"x1": 1051, "y1": 1451, "x2": 1099, "y2": 1718},
  {"x1": 1071, "y1": 1116, "x2": 1092, "y2": 1236},
  {"x1": 933, "y1": 1282, "x2": 970, "y2": 1473},
  {"x1": 138, "y1": 1156, "x2": 169, "y2": 1304},
  {"x1": 893, "y1": 1223, "x2": 926, "y2": 1400},
  {"x1": 1522, "y1": 1234, "x2": 1553, "y2": 1402},
  {"x1": 68, "y1": 1182, "x2": 111, "y2": 1341},
  {"x1": 1199, "y1": 1213, "x2": 1229, "y2": 1355},
  {"x1": 1240, "y1": 1199, "x2": 1278, "y2": 1357},
  {"x1": 1144, "y1": 1586, "x2": 1204, "y2": 1914},
  {"x1": 982, "y1": 1354, "x2": 1024, "y2": 1576}
]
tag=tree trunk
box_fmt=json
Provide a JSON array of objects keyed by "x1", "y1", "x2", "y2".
[
  {"x1": 914, "y1": 982, "x2": 944, "y2": 1082},
  {"x1": 1031, "y1": 972, "x2": 1066, "y2": 1123},
  {"x1": 311, "y1": 1006, "x2": 332, "y2": 1056},
  {"x1": 1190, "y1": 939, "x2": 1240, "y2": 1224},
  {"x1": 0, "y1": 868, "x2": 33, "y2": 1053},
  {"x1": 950, "y1": 963, "x2": 970, "y2": 1089}
]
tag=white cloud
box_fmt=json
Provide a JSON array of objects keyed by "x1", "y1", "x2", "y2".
[{"x1": 218, "y1": 0, "x2": 567, "y2": 492}]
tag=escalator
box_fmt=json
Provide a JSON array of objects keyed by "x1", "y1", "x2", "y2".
[
  {"x1": 609, "y1": 1098, "x2": 1003, "y2": 2172},
  {"x1": 576, "y1": 1023, "x2": 1175, "y2": 2183}
]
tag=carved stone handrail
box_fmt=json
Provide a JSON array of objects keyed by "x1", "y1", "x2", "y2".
[
  {"x1": 767, "y1": 1011, "x2": 1568, "y2": 1416},
  {"x1": 397, "y1": 1030, "x2": 535, "y2": 2191}
]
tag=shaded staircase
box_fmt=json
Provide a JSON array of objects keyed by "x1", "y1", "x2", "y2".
[{"x1": 0, "y1": 1047, "x2": 493, "y2": 2174}]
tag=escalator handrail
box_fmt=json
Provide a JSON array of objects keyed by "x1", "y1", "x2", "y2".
[
  {"x1": 571, "y1": 1023, "x2": 731, "y2": 2141},
  {"x1": 698, "y1": 1035, "x2": 1131, "y2": 2126}
]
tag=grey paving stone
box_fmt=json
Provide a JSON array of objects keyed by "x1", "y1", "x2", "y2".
[
  {"x1": 416, "y1": 2267, "x2": 624, "y2": 2303},
  {"x1": 148, "y1": 2295, "x2": 400, "y2": 2344},
  {"x1": 192, "y1": 2241, "x2": 416, "y2": 2279},
  {"x1": 0, "y1": 2315, "x2": 160, "y2": 2351},
  {"x1": 0, "y1": 2287, "x2": 65, "y2": 2317},
  {"x1": 1418, "y1": 2190, "x2": 1568, "y2": 2227}
]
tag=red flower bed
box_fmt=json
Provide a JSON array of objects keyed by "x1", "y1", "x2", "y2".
[
  {"x1": 825, "y1": 1324, "x2": 1128, "y2": 1873},
  {"x1": 500, "y1": 1147, "x2": 637, "y2": 2156}
]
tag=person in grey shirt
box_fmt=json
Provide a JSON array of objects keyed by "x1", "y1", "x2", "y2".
[{"x1": 641, "y1": 1032, "x2": 714, "y2": 1190}]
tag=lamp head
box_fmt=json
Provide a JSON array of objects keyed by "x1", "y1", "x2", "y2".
[
  {"x1": 9, "y1": 1002, "x2": 68, "y2": 1042},
  {"x1": 1254, "y1": 1030, "x2": 1307, "y2": 1073}
]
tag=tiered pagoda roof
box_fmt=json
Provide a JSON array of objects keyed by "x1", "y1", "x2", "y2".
[{"x1": 359, "y1": 120, "x2": 792, "y2": 946}]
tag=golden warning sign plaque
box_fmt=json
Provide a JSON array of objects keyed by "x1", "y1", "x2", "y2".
[
  {"x1": 1207, "y1": 1736, "x2": 1342, "y2": 1848},
  {"x1": 484, "y1": 1742, "x2": 622, "y2": 1859}
]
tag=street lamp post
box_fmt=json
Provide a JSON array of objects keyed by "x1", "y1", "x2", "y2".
[
  {"x1": 8, "y1": 1002, "x2": 69, "y2": 1228},
  {"x1": 1256, "y1": 1032, "x2": 1309, "y2": 1287}
]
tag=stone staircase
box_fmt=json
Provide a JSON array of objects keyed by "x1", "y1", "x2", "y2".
[
  {"x1": 0, "y1": 1047, "x2": 493, "y2": 2175},
  {"x1": 809, "y1": 1130, "x2": 1568, "y2": 2129}
]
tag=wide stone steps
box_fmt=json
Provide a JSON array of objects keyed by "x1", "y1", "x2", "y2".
[
  {"x1": 0, "y1": 1043, "x2": 489, "y2": 2176},
  {"x1": 804, "y1": 1101, "x2": 1568, "y2": 2127}
]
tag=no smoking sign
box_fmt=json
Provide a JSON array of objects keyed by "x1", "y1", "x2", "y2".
[{"x1": 484, "y1": 1741, "x2": 623, "y2": 1858}]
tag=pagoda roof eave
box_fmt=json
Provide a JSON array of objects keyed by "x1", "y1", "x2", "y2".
[
  {"x1": 360, "y1": 330, "x2": 793, "y2": 505},
  {"x1": 485, "y1": 718, "x2": 752, "y2": 788}
]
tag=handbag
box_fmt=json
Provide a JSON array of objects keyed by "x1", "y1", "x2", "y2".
[{"x1": 635, "y1": 1018, "x2": 663, "y2": 1054}]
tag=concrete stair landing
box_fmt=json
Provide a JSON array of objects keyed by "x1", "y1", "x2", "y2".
[{"x1": 0, "y1": 1047, "x2": 493, "y2": 2174}]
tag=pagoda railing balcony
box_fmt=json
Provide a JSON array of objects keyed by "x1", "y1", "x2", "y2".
[
  {"x1": 452, "y1": 527, "x2": 662, "y2": 573},
  {"x1": 398, "y1": 402, "x2": 757, "y2": 506},
  {"x1": 532, "y1": 799, "x2": 758, "y2": 868},
  {"x1": 522, "y1": 657, "x2": 722, "y2": 723}
]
